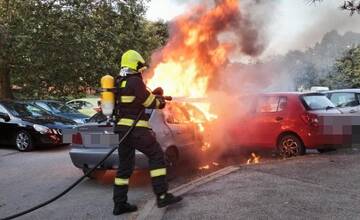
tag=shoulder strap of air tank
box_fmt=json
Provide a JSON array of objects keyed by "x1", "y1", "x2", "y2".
[{"x1": 114, "y1": 75, "x2": 126, "y2": 121}]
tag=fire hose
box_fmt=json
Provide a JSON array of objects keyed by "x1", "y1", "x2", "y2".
[{"x1": 1, "y1": 96, "x2": 172, "y2": 220}]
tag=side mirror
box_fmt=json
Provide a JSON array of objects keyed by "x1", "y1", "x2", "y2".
[{"x1": 0, "y1": 112, "x2": 10, "y2": 122}]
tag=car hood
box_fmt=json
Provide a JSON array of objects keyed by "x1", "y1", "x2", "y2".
[{"x1": 21, "y1": 116, "x2": 76, "y2": 128}]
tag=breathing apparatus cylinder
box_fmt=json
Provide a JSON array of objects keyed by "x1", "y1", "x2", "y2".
[{"x1": 100, "y1": 75, "x2": 115, "y2": 118}]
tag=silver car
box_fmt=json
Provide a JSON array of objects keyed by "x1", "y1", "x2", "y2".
[
  {"x1": 64, "y1": 102, "x2": 204, "y2": 175},
  {"x1": 324, "y1": 89, "x2": 360, "y2": 114}
]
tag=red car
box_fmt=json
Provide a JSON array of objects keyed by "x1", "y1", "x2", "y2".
[{"x1": 229, "y1": 92, "x2": 349, "y2": 157}]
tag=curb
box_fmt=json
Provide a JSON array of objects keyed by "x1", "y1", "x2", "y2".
[{"x1": 134, "y1": 165, "x2": 240, "y2": 220}]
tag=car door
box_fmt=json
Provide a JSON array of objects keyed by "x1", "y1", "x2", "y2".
[
  {"x1": 0, "y1": 104, "x2": 16, "y2": 145},
  {"x1": 251, "y1": 96, "x2": 288, "y2": 148},
  {"x1": 163, "y1": 103, "x2": 195, "y2": 147},
  {"x1": 228, "y1": 96, "x2": 257, "y2": 147}
]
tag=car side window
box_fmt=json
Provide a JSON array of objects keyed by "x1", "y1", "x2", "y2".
[
  {"x1": 256, "y1": 96, "x2": 279, "y2": 113},
  {"x1": 0, "y1": 105, "x2": 8, "y2": 114},
  {"x1": 36, "y1": 102, "x2": 51, "y2": 111},
  {"x1": 0, "y1": 105, "x2": 9, "y2": 122},
  {"x1": 83, "y1": 101, "x2": 93, "y2": 108},
  {"x1": 256, "y1": 96, "x2": 287, "y2": 113},
  {"x1": 278, "y1": 97, "x2": 288, "y2": 111},
  {"x1": 68, "y1": 101, "x2": 81, "y2": 110},
  {"x1": 164, "y1": 104, "x2": 189, "y2": 124},
  {"x1": 329, "y1": 93, "x2": 358, "y2": 107}
]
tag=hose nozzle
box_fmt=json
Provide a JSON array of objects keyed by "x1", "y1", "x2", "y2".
[{"x1": 163, "y1": 96, "x2": 172, "y2": 101}]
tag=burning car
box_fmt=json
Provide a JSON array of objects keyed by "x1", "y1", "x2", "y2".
[
  {"x1": 228, "y1": 92, "x2": 350, "y2": 157},
  {"x1": 65, "y1": 102, "x2": 204, "y2": 175}
]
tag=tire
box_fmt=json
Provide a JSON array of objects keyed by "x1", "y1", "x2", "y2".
[
  {"x1": 165, "y1": 147, "x2": 179, "y2": 167},
  {"x1": 15, "y1": 131, "x2": 33, "y2": 152},
  {"x1": 317, "y1": 148, "x2": 336, "y2": 153},
  {"x1": 277, "y1": 134, "x2": 305, "y2": 158},
  {"x1": 165, "y1": 147, "x2": 179, "y2": 181}
]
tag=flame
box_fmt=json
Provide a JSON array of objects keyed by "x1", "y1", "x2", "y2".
[
  {"x1": 212, "y1": 162, "x2": 219, "y2": 166},
  {"x1": 199, "y1": 165, "x2": 210, "y2": 170},
  {"x1": 147, "y1": 0, "x2": 240, "y2": 121},
  {"x1": 246, "y1": 153, "x2": 261, "y2": 164},
  {"x1": 201, "y1": 142, "x2": 211, "y2": 152}
]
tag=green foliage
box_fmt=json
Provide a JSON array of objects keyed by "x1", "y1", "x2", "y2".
[
  {"x1": 323, "y1": 47, "x2": 360, "y2": 89},
  {"x1": 0, "y1": 0, "x2": 169, "y2": 99}
]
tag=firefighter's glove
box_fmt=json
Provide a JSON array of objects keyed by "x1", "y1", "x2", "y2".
[
  {"x1": 152, "y1": 87, "x2": 164, "y2": 96},
  {"x1": 157, "y1": 96, "x2": 166, "y2": 109}
]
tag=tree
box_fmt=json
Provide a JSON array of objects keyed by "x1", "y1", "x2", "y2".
[
  {"x1": 311, "y1": 0, "x2": 360, "y2": 15},
  {"x1": 322, "y1": 47, "x2": 360, "y2": 89},
  {"x1": 0, "y1": 0, "x2": 169, "y2": 99},
  {"x1": 0, "y1": 0, "x2": 14, "y2": 99}
]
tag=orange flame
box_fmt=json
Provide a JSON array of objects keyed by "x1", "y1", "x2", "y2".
[
  {"x1": 246, "y1": 153, "x2": 261, "y2": 164},
  {"x1": 199, "y1": 165, "x2": 210, "y2": 170},
  {"x1": 147, "y1": 0, "x2": 241, "y2": 120}
]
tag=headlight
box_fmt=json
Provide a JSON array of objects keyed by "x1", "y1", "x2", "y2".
[{"x1": 33, "y1": 124, "x2": 50, "y2": 134}]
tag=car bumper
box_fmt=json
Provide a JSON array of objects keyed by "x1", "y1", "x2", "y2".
[
  {"x1": 33, "y1": 133, "x2": 63, "y2": 146},
  {"x1": 69, "y1": 147, "x2": 149, "y2": 170},
  {"x1": 301, "y1": 132, "x2": 352, "y2": 149}
]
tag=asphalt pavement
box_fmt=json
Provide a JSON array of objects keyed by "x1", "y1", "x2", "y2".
[
  {"x1": 0, "y1": 145, "x2": 232, "y2": 220},
  {"x1": 159, "y1": 148, "x2": 360, "y2": 220},
  {"x1": 0, "y1": 145, "x2": 153, "y2": 220}
]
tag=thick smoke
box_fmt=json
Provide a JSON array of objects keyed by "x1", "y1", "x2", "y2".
[{"x1": 147, "y1": 0, "x2": 360, "y2": 161}]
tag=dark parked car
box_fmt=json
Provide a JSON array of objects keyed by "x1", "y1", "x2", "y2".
[
  {"x1": 28, "y1": 100, "x2": 89, "y2": 124},
  {"x1": 324, "y1": 89, "x2": 360, "y2": 114},
  {"x1": 229, "y1": 92, "x2": 349, "y2": 157},
  {"x1": 0, "y1": 100, "x2": 77, "y2": 151}
]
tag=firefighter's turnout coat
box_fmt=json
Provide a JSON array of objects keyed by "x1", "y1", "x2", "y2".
[{"x1": 113, "y1": 70, "x2": 168, "y2": 204}]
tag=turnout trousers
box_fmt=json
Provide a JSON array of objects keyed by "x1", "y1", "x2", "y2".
[{"x1": 113, "y1": 127, "x2": 168, "y2": 203}]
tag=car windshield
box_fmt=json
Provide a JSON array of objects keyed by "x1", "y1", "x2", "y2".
[
  {"x1": 3, "y1": 102, "x2": 51, "y2": 117},
  {"x1": 45, "y1": 102, "x2": 78, "y2": 114},
  {"x1": 302, "y1": 95, "x2": 336, "y2": 110}
]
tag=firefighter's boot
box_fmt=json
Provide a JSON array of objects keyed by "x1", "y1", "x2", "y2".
[
  {"x1": 113, "y1": 202, "x2": 138, "y2": 215},
  {"x1": 157, "y1": 193, "x2": 183, "y2": 208}
]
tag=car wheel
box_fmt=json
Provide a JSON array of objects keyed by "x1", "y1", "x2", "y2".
[
  {"x1": 277, "y1": 134, "x2": 305, "y2": 158},
  {"x1": 165, "y1": 147, "x2": 179, "y2": 167},
  {"x1": 317, "y1": 148, "x2": 336, "y2": 153},
  {"x1": 15, "y1": 131, "x2": 33, "y2": 152},
  {"x1": 165, "y1": 147, "x2": 179, "y2": 181}
]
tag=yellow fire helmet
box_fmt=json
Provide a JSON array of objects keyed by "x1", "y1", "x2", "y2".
[{"x1": 120, "y1": 50, "x2": 146, "y2": 71}]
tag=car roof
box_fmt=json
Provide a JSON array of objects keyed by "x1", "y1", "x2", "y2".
[
  {"x1": 251, "y1": 92, "x2": 325, "y2": 97},
  {"x1": 66, "y1": 98, "x2": 100, "y2": 103},
  {"x1": 323, "y1": 89, "x2": 360, "y2": 93},
  {"x1": 24, "y1": 100, "x2": 63, "y2": 103}
]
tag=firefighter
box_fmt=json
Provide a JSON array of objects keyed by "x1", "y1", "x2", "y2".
[{"x1": 112, "y1": 50, "x2": 183, "y2": 215}]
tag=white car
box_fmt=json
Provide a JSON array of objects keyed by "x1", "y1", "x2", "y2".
[{"x1": 324, "y1": 89, "x2": 360, "y2": 113}]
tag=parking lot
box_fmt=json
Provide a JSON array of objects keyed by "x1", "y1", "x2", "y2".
[
  {"x1": 1, "y1": 143, "x2": 359, "y2": 219},
  {"x1": 0, "y1": 144, "x2": 243, "y2": 219},
  {"x1": 0, "y1": 145, "x2": 152, "y2": 220}
]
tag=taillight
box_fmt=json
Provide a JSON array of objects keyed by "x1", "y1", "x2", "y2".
[
  {"x1": 72, "y1": 132, "x2": 83, "y2": 145},
  {"x1": 301, "y1": 113, "x2": 319, "y2": 128}
]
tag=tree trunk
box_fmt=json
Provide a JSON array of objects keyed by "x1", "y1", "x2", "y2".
[{"x1": 0, "y1": 59, "x2": 13, "y2": 99}]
